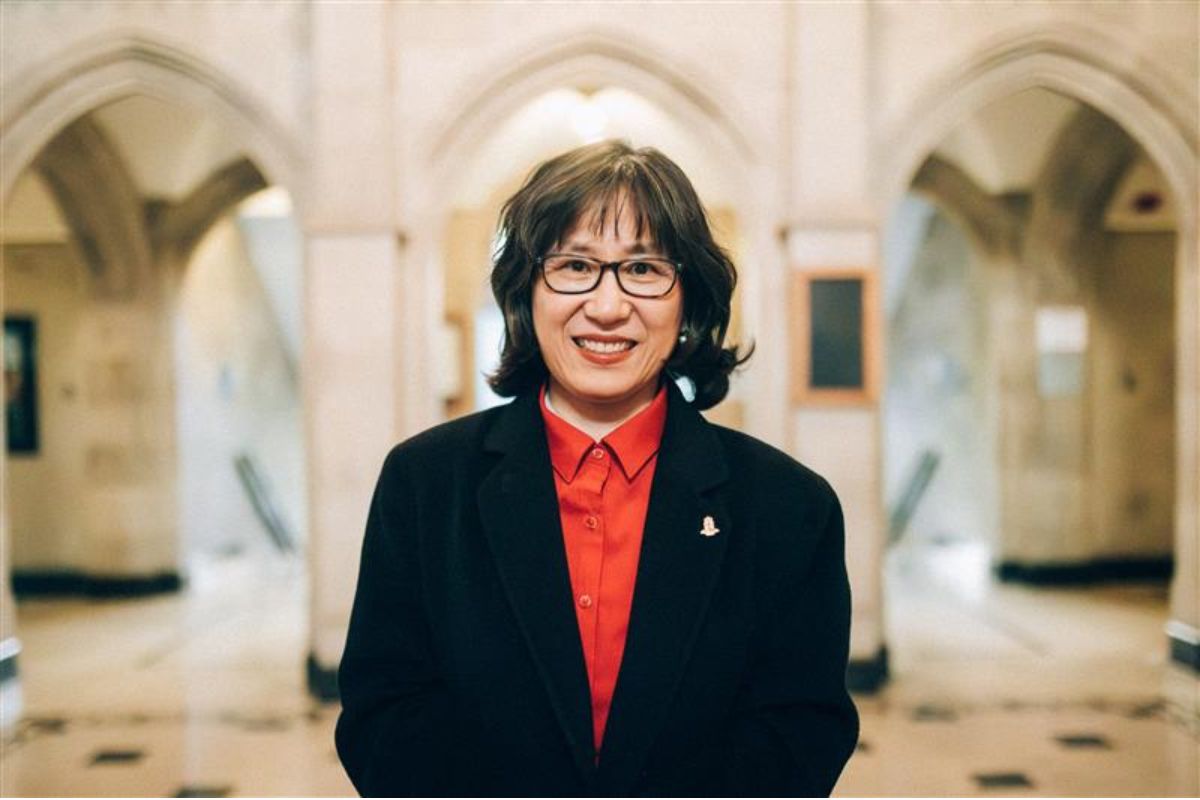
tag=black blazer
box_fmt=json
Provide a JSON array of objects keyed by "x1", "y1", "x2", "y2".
[{"x1": 336, "y1": 384, "x2": 858, "y2": 797}]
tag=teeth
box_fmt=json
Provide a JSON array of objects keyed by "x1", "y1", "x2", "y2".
[{"x1": 575, "y1": 338, "x2": 635, "y2": 354}]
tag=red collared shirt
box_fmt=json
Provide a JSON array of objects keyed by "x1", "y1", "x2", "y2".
[{"x1": 540, "y1": 384, "x2": 668, "y2": 753}]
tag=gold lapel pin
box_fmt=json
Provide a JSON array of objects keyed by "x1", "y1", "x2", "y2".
[{"x1": 700, "y1": 515, "x2": 720, "y2": 537}]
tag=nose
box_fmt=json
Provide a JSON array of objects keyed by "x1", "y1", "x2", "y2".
[{"x1": 584, "y1": 268, "x2": 632, "y2": 323}]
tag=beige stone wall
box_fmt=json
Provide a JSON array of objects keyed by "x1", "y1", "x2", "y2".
[
  {"x1": 1090, "y1": 232, "x2": 1176, "y2": 558},
  {"x1": 56, "y1": 297, "x2": 179, "y2": 577},
  {"x1": 2, "y1": 232, "x2": 181, "y2": 578},
  {"x1": 3, "y1": 244, "x2": 89, "y2": 569}
]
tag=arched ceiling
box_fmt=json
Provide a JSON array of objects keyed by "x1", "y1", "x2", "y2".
[
  {"x1": 1, "y1": 171, "x2": 70, "y2": 243},
  {"x1": 89, "y1": 94, "x2": 247, "y2": 201},
  {"x1": 1, "y1": 94, "x2": 277, "y2": 246},
  {"x1": 934, "y1": 88, "x2": 1078, "y2": 195},
  {"x1": 450, "y1": 86, "x2": 738, "y2": 209},
  {"x1": 932, "y1": 87, "x2": 1174, "y2": 232}
]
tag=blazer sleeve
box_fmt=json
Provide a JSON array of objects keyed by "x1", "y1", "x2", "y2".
[
  {"x1": 705, "y1": 487, "x2": 860, "y2": 796},
  {"x1": 334, "y1": 448, "x2": 468, "y2": 797}
]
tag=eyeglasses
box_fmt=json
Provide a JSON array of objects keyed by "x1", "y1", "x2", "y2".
[{"x1": 538, "y1": 253, "x2": 681, "y2": 298}]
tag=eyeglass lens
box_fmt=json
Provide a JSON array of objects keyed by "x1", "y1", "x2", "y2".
[{"x1": 542, "y1": 255, "x2": 677, "y2": 297}]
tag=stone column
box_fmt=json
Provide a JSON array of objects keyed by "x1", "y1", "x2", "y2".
[
  {"x1": 986, "y1": 254, "x2": 1037, "y2": 565},
  {"x1": 76, "y1": 295, "x2": 180, "y2": 582},
  {"x1": 1168, "y1": 210, "x2": 1199, "y2": 670},
  {"x1": 305, "y1": 1, "x2": 408, "y2": 697},
  {"x1": 1003, "y1": 108, "x2": 1140, "y2": 572},
  {"x1": 788, "y1": 4, "x2": 886, "y2": 690}
]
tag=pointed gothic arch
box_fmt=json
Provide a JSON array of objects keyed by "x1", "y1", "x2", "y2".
[
  {"x1": 422, "y1": 29, "x2": 760, "y2": 201},
  {"x1": 878, "y1": 24, "x2": 1199, "y2": 667},
  {"x1": 0, "y1": 33, "x2": 305, "y2": 209},
  {"x1": 880, "y1": 26, "x2": 1196, "y2": 214},
  {"x1": 0, "y1": 31, "x2": 311, "y2": 603}
]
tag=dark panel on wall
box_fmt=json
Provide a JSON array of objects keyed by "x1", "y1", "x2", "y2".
[
  {"x1": 809, "y1": 279, "x2": 864, "y2": 389},
  {"x1": 4, "y1": 316, "x2": 39, "y2": 454}
]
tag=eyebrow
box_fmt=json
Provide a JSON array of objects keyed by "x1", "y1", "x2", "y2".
[{"x1": 557, "y1": 239, "x2": 663, "y2": 255}]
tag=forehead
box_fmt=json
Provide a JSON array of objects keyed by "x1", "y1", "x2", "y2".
[{"x1": 558, "y1": 189, "x2": 660, "y2": 247}]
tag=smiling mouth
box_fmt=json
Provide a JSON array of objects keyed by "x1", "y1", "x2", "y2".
[{"x1": 573, "y1": 337, "x2": 636, "y2": 354}]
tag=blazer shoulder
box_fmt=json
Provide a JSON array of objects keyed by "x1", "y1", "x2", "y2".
[
  {"x1": 379, "y1": 403, "x2": 508, "y2": 478},
  {"x1": 711, "y1": 424, "x2": 838, "y2": 508}
]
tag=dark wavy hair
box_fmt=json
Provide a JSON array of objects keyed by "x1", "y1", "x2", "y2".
[{"x1": 487, "y1": 140, "x2": 752, "y2": 410}]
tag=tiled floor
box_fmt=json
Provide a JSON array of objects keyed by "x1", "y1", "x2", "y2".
[
  {"x1": 1, "y1": 555, "x2": 353, "y2": 797},
  {"x1": 1, "y1": 541, "x2": 1197, "y2": 797},
  {"x1": 841, "y1": 541, "x2": 1199, "y2": 796}
]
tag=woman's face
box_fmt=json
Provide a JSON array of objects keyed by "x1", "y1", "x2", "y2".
[{"x1": 532, "y1": 198, "x2": 683, "y2": 426}]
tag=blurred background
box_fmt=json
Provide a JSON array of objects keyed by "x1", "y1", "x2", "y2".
[{"x1": 0, "y1": 1, "x2": 1196, "y2": 796}]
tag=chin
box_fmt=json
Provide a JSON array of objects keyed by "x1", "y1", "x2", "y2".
[{"x1": 562, "y1": 372, "x2": 655, "y2": 406}]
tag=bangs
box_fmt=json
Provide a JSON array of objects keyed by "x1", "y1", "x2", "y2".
[
  {"x1": 519, "y1": 154, "x2": 682, "y2": 257},
  {"x1": 569, "y1": 173, "x2": 659, "y2": 246}
]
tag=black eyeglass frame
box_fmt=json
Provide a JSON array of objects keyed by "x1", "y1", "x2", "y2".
[{"x1": 536, "y1": 253, "x2": 682, "y2": 298}]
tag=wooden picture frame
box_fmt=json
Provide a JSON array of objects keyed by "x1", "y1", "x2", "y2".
[{"x1": 790, "y1": 269, "x2": 879, "y2": 406}]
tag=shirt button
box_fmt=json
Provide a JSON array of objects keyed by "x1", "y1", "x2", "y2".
[
  {"x1": 578, "y1": 594, "x2": 593, "y2": 609},
  {"x1": 585, "y1": 515, "x2": 598, "y2": 529},
  {"x1": 591, "y1": 448, "x2": 605, "y2": 460}
]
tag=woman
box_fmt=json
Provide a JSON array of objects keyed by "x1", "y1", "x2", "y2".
[{"x1": 336, "y1": 141, "x2": 859, "y2": 797}]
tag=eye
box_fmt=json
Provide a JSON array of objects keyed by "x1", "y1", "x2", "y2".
[
  {"x1": 625, "y1": 259, "x2": 672, "y2": 277},
  {"x1": 544, "y1": 255, "x2": 597, "y2": 275}
]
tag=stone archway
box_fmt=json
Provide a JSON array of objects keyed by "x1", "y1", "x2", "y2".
[
  {"x1": 1, "y1": 34, "x2": 304, "y2": 206},
  {"x1": 423, "y1": 30, "x2": 758, "y2": 189},
  {"x1": 879, "y1": 31, "x2": 1199, "y2": 670},
  {"x1": 0, "y1": 34, "x2": 310, "y2": 723}
]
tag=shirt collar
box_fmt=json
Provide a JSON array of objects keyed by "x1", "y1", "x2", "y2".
[{"x1": 540, "y1": 383, "x2": 669, "y2": 483}]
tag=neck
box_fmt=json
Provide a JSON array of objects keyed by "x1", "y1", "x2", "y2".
[{"x1": 545, "y1": 380, "x2": 658, "y2": 441}]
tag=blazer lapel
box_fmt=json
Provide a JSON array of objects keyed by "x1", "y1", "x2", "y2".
[
  {"x1": 598, "y1": 384, "x2": 732, "y2": 791},
  {"x1": 476, "y1": 393, "x2": 597, "y2": 782}
]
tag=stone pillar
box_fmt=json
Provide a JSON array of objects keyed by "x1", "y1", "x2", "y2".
[
  {"x1": 305, "y1": 1, "x2": 408, "y2": 697},
  {"x1": 1169, "y1": 215, "x2": 1200, "y2": 670},
  {"x1": 75, "y1": 296, "x2": 180, "y2": 581},
  {"x1": 788, "y1": 229, "x2": 886, "y2": 692},
  {"x1": 984, "y1": 254, "x2": 1034, "y2": 563},
  {"x1": 1000, "y1": 108, "x2": 1142, "y2": 574},
  {"x1": 788, "y1": 4, "x2": 886, "y2": 690},
  {"x1": 305, "y1": 233, "x2": 402, "y2": 693}
]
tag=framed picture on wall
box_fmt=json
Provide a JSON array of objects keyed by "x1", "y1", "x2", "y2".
[
  {"x1": 5, "y1": 316, "x2": 39, "y2": 454},
  {"x1": 791, "y1": 269, "x2": 879, "y2": 406}
]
